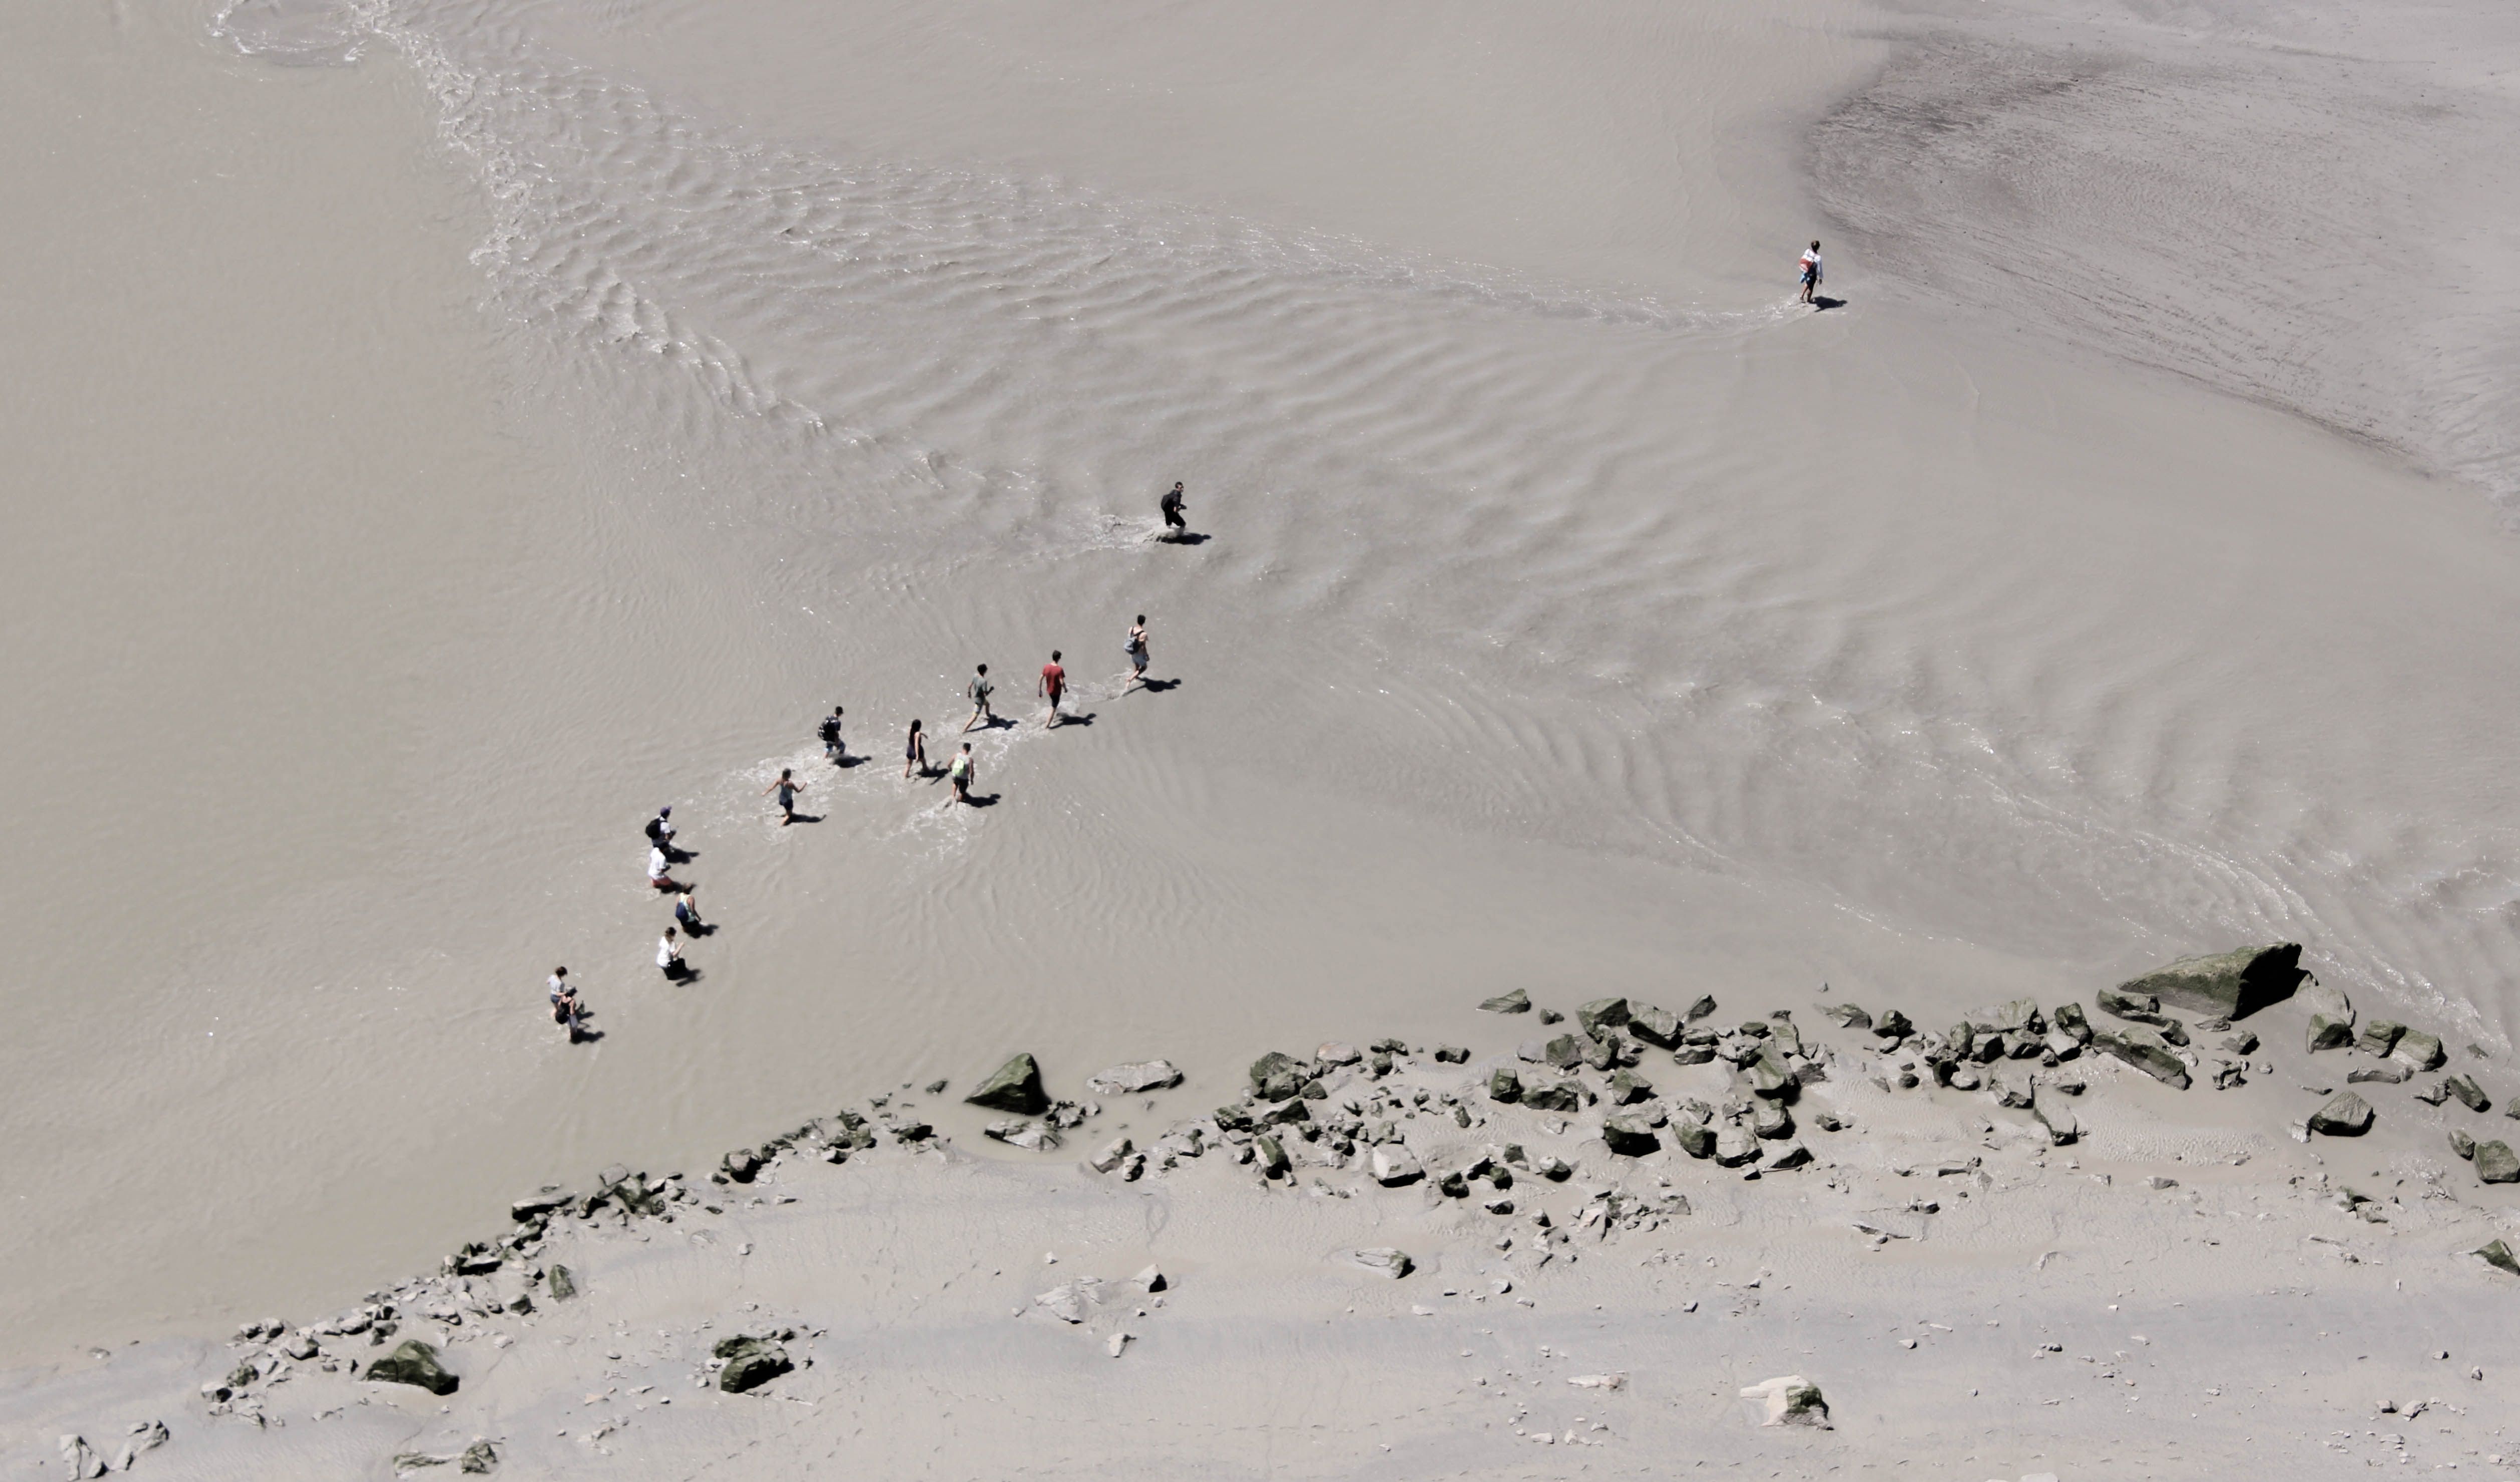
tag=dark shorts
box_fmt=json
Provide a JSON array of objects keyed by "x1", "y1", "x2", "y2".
[{"x1": 1130, "y1": 650, "x2": 1148, "y2": 673}]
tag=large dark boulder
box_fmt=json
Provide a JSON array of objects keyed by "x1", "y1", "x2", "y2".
[
  {"x1": 2118, "y1": 944, "x2": 2306, "y2": 1021},
  {"x1": 2474, "y1": 1140, "x2": 2519, "y2": 1184},
  {"x1": 367, "y1": 1340, "x2": 458, "y2": 1395},
  {"x1": 966, "y1": 1053, "x2": 1050, "y2": 1115}
]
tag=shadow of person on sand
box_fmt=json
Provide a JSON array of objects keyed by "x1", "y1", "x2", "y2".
[
  {"x1": 1159, "y1": 531, "x2": 1211, "y2": 546},
  {"x1": 1135, "y1": 677, "x2": 1183, "y2": 694},
  {"x1": 1811, "y1": 296, "x2": 1846, "y2": 311},
  {"x1": 964, "y1": 792, "x2": 1003, "y2": 808},
  {"x1": 1051, "y1": 712, "x2": 1096, "y2": 728},
  {"x1": 785, "y1": 813, "x2": 827, "y2": 825}
]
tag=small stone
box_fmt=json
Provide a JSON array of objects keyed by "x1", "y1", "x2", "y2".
[
  {"x1": 1537, "y1": 1008, "x2": 1565, "y2": 1024},
  {"x1": 1480, "y1": 989, "x2": 1533, "y2": 1014},
  {"x1": 509, "y1": 1190, "x2": 576, "y2": 1221},
  {"x1": 58, "y1": 1436, "x2": 105, "y2": 1481},
  {"x1": 1106, "y1": 1332, "x2": 1132, "y2": 1358},
  {"x1": 2147, "y1": 1175, "x2": 2179, "y2": 1190},
  {"x1": 1432, "y1": 1045, "x2": 1470, "y2": 1064},
  {"x1": 1347, "y1": 1247, "x2": 1415, "y2": 1279},
  {"x1": 1085, "y1": 1061, "x2": 1183, "y2": 1096},
  {"x1": 1821, "y1": 1003, "x2": 1872, "y2": 1031},
  {"x1": 366, "y1": 1339, "x2": 459, "y2": 1395},
  {"x1": 2307, "y1": 1091, "x2": 2375, "y2": 1137},
  {"x1": 1872, "y1": 1008, "x2": 1914, "y2": 1040},
  {"x1": 966, "y1": 1053, "x2": 1050, "y2": 1115},
  {"x1": 2450, "y1": 1130, "x2": 2477, "y2": 1160},
  {"x1": 1683, "y1": 994, "x2": 1720, "y2": 1022},
  {"x1": 1089, "y1": 1137, "x2": 1135, "y2": 1173},
  {"x1": 546, "y1": 1264, "x2": 578, "y2": 1301}
]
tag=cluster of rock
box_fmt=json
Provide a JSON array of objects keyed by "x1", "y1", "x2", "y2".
[{"x1": 2261, "y1": 963, "x2": 2516, "y2": 1182}]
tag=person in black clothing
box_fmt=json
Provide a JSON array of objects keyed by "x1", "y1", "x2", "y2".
[
  {"x1": 1160, "y1": 481, "x2": 1187, "y2": 539},
  {"x1": 818, "y1": 706, "x2": 846, "y2": 764}
]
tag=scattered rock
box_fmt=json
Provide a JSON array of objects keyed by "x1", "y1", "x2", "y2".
[
  {"x1": 459, "y1": 1439, "x2": 498, "y2": 1473},
  {"x1": 509, "y1": 1190, "x2": 576, "y2": 1221},
  {"x1": 2476, "y1": 1141, "x2": 2519, "y2": 1185},
  {"x1": 2444, "y1": 1074, "x2": 2493, "y2": 1114},
  {"x1": 2307, "y1": 1091, "x2": 2375, "y2": 1137},
  {"x1": 1522, "y1": 1076, "x2": 1583, "y2": 1113},
  {"x1": 1601, "y1": 1113, "x2": 1661, "y2": 1157},
  {"x1": 714, "y1": 1335, "x2": 793, "y2": 1393},
  {"x1": 966, "y1": 1053, "x2": 1050, "y2": 1115},
  {"x1": 2358, "y1": 1021, "x2": 2407, "y2": 1057},
  {"x1": 1714, "y1": 1125, "x2": 1762, "y2": 1167},
  {"x1": 2096, "y1": 987, "x2": 2168, "y2": 1026},
  {"x1": 1488, "y1": 1067, "x2": 1523, "y2": 1104},
  {"x1": 2119, "y1": 943, "x2": 2305, "y2": 1020},
  {"x1": 1768, "y1": 1142, "x2": 1814, "y2": 1170},
  {"x1": 1089, "y1": 1136, "x2": 1134, "y2": 1173},
  {"x1": 1480, "y1": 989, "x2": 1532, "y2": 1014},
  {"x1": 1671, "y1": 1122, "x2": 1717, "y2": 1160},
  {"x1": 1254, "y1": 1135, "x2": 1291, "y2": 1180},
  {"x1": 1740, "y1": 1375, "x2": 1830, "y2": 1428},
  {"x1": 2475, "y1": 1238, "x2": 2520, "y2": 1277},
  {"x1": 1605, "y1": 1068, "x2": 1655, "y2": 1104},
  {"x1": 2450, "y1": 1130, "x2": 2477, "y2": 1160},
  {"x1": 1744, "y1": 1050, "x2": 1793, "y2": 1098},
  {"x1": 58, "y1": 1436, "x2": 105, "y2": 1481},
  {"x1": 1433, "y1": 1045, "x2": 1470, "y2": 1064},
  {"x1": 1347, "y1": 1247, "x2": 1415, "y2": 1279},
  {"x1": 2348, "y1": 1064, "x2": 2411, "y2": 1085},
  {"x1": 1370, "y1": 1146, "x2": 1427, "y2": 1186},
  {"x1": 1537, "y1": 1008, "x2": 1565, "y2": 1025},
  {"x1": 2091, "y1": 1026, "x2": 2192, "y2": 1089},
  {"x1": 1576, "y1": 997, "x2": 1632, "y2": 1036},
  {"x1": 2395, "y1": 1031, "x2": 2448, "y2": 1071},
  {"x1": 985, "y1": 1120, "x2": 1061, "y2": 1151},
  {"x1": 1034, "y1": 1281, "x2": 1105, "y2": 1324},
  {"x1": 2416, "y1": 1080, "x2": 2452, "y2": 1107},
  {"x1": 1821, "y1": 1003, "x2": 1873, "y2": 1031},
  {"x1": 366, "y1": 1340, "x2": 458, "y2": 1395},
  {"x1": 2301, "y1": 981, "x2": 2356, "y2": 1052},
  {"x1": 1567, "y1": 1373, "x2": 1627, "y2": 1390},
  {"x1": 1626, "y1": 1003, "x2": 1683, "y2": 1047},
  {"x1": 1872, "y1": 1008, "x2": 1914, "y2": 1040},
  {"x1": 546, "y1": 1264, "x2": 578, "y2": 1301},
  {"x1": 1683, "y1": 994, "x2": 1720, "y2": 1022},
  {"x1": 1085, "y1": 1061, "x2": 1182, "y2": 1096}
]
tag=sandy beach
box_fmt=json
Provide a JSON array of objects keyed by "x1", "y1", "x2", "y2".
[{"x1": 4, "y1": 0, "x2": 2518, "y2": 1474}]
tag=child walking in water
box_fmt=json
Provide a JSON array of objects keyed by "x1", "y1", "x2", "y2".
[
  {"x1": 949, "y1": 742, "x2": 975, "y2": 803},
  {"x1": 1039, "y1": 650, "x2": 1066, "y2": 727},
  {"x1": 1798, "y1": 240, "x2": 1823, "y2": 304},
  {"x1": 963, "y1": 664, "x2": 994, "y2": 733},
  {"x1": 903, "y1": 718, "x2": 929, "y2": 778},
  {"x1": 762, "y1": 767, "x2": 804, "y2": 825},
  {"x1": 1123, "y1": 615, "x2": 1150, "y2": 692}
]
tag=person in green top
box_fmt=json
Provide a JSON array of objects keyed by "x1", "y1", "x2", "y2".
[
  {"x1": 962, "y1": 664, "x2": 994, "y2": 733},
  {"x1": 949, "y1": 742, "x2": 976, "y2": 803}
]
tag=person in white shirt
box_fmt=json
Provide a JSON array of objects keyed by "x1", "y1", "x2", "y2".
[
  {"x1": 658, "y1": 927, "x2": 690, "y2": 981},
  {"x1": 1798, "y1": 240, "x2": 1824, "y2": 304},
  {"x1": 648, "y1": 846, "x2": 685, "y2": 894}
]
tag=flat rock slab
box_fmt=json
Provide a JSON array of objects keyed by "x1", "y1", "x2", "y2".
[
  {"x1": 1479, "y1": 989, "x2": 1532, "y2": 1013},
  {"x1": 1085, "y1": 1061, "x2": 1183, "y2": 1096},
  {"x1": 1344, "y1": 1247, "x2": 1414, "y2": 1279}
]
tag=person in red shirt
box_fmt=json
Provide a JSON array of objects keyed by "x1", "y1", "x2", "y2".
[{"x1": 1039, "y1": 651, "x2": 1067, "y2": 728}]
